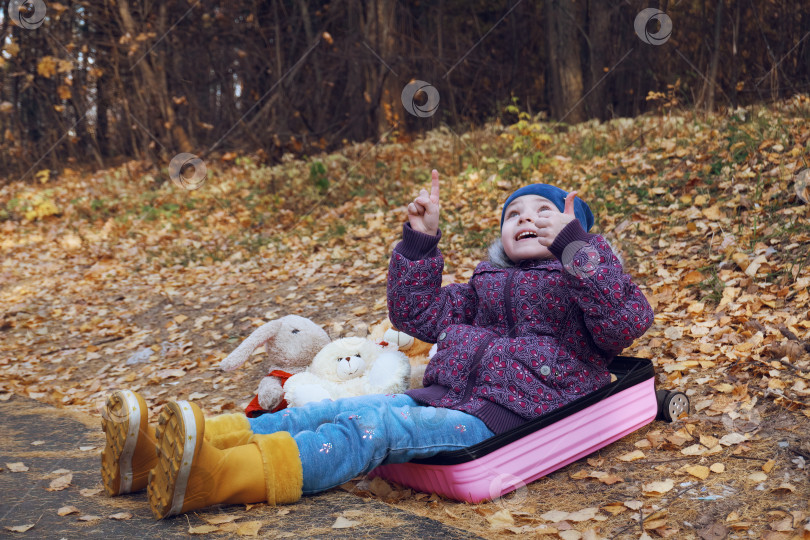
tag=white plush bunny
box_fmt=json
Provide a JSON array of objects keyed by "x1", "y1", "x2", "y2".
[
  {"x1": 283, "y1": 337, "x2": 411, "y2": 407},
  {"x1": 220, "y1": 315, "x2": 330, "y2": 413}
]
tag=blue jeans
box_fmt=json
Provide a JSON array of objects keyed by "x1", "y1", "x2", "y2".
[{"x1": 248, "y1": 394, "x2": 494, "y2": 495}]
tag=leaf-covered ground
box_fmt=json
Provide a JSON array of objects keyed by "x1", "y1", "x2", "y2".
[{"x1": 1, "y1": 97, "x2": 809, "y2": 539}]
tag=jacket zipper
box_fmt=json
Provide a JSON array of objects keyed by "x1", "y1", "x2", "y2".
[
  {"x1": 456, "y1": 269, "x2": 523, "y2": 407},
  {"x1": 457, "y1": 332, "x2": 495, "y2": 406},
  {"x1": 456, "y1": 270, "x2": 514, "y2": 406},
  {"x1": 503, "y1": 270, "x2": 517, "y2": 336}
]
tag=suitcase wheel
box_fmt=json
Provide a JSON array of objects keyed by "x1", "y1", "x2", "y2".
[{"x1": 656, "y1": 390, "x2": 689, "y2": 422}]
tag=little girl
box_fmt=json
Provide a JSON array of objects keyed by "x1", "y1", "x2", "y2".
[{"x1": 100, "y1": 169, "x2": 653, "y2": 519}]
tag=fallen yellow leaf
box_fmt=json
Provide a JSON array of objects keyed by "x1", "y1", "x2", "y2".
[
  {"x1": 682, "y1": 271, "x2": 703, "y2": 285},
  {"x1": 331, "y1": 517, "x2": 359, "y2": 529},
  {"x1": 732, "y1": 252, "x2": 749, "y2": 271},
  {"x1": 702, "y1": 205, "x2": 725, "y2": 220},
  {"x1": 567, "y1": 507, "x2": 599, "y2": 522},
  {"x1": 681, "y1": 444, "x2": 707, "y2": 456},
  {"x1": 4, "y1": 524, "x2": 35, "y2": 533},
  {"x1": 770, "y1": 483, "x2": 795, "y2": 494},
  {"x1": 642, "y1": 479, "x2": 674, "y2": 496},
  {"x1": 699, "y1": 434, "x2": 719, "y2": 448},
  {"x1": 618, "y1": 449, "x2": 646, "y2": 462},
  {"x1": 687, "y1": 301, "x2": 705, "y2": 313},
  {"x1": 684, "y1": 465, "x2": 710, "y2": 480},
  {"x1": 601, "y1": 503, "x2": 626, "y2": 515},
  {"x1": 46, "y1": 473, "x2": 72, "y2": 491},
  {"x1": 351, "y1": 306, "x2": 369, "y2": 316},
  {"x1": 188, "y1": 524, "x2": 219, "y2": 534},
  {"x1": 486, "y1": 509, "x2": 515, "y2": 528},
  {"x1": 540, "y1": 509, "x2": 570, "y2": 522},
  {"x1": 235, "y1": 520, "x2": 263, "y2": 536},
  {"x1": 747, "y1": 471, "x2": 767, "y2": 482}
]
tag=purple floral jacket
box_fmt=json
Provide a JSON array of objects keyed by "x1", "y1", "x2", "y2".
[{"x1": 388, "y1": 220, "x2": 654, "y2": 434}]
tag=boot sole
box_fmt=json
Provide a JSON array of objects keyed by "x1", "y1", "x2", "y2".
[
  {"x1": 101, "y1": 390, "x2": 144, "y2": 495},
  {"x1": 148, "y1": 400, "x2": 200, "y2": 519}
]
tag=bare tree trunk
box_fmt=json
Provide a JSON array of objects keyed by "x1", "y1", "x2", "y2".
[
  {"x1": 585, "y1": 0, "x2": 610, "y2": 119},
  {"x1": 361, "y1": 0, "x2": 399, "y2": 135},
  {"x1": 545, "y1": 0, "x2": 585, "y2": 123},
  {"x1": 115, "y1": 0, "x2": 192, "y2": 155},
  {"x1": 730, "y1": 0, "x2": 740, "y2": 108},
  {"x1": 296, "y1": 0, "x2": 325, "y2": 137},
  {"x1": 245, "y1": 0, "x2": 300, "y2": 140},
  {"x1": 706, "y1": 0, "x2": 724, "y2": 112}
]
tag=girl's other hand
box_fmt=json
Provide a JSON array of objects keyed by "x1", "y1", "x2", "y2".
[{"x1": 407, "y1": 169, "x2": 441, "y2": 236}]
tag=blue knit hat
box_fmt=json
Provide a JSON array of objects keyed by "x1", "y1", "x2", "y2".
[{"x1": 500, "y1": 184, "x2": 594, "y2": 232}]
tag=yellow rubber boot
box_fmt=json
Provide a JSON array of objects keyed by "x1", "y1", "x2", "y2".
[
  {"x1": 203, "y1": 412, "x2": 253, "y2": 449},
  {"x1": 147, "y1": 401, "x2": 303, "y2": 519},
  {"x1": 252, "y1": 432, "x2": 303, "y2": 506},
  {"x1": 102, "y1": 395, "x2": 253, "y2": 496},
  {"x1": 101, "y1": 390, "x2": 157, "y2": 496}
]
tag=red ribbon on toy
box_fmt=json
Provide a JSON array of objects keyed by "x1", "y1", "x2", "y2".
[{"x1": 244, "y1": 369, "x2": 294, "y2": 418}]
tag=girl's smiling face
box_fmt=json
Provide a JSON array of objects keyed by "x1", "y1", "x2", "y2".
[{"x1": 501, "y1": 195, "x2": 559, "y2": 262}]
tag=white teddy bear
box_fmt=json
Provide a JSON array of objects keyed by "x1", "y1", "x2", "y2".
[
  {"x1": 219, "y1": 315, "x2": 331, "y2": 414},
  {"x1": 284, "y1": 337, "x2": 411, "y2": 407}
]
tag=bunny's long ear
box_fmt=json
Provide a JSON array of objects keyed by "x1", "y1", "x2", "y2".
[{"x1": 220, "y1": 320, "x2": 281, "y2": 371}]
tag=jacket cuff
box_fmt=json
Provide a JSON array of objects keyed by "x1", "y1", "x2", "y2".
[
  {"x1": 549, "y1": 219, "x2": 592, "y2": 260},
  {"x1": 394, "y1": 222, "x2": 442, "y2": 261}
]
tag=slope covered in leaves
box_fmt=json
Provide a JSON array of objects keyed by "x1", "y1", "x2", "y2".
[{"x1": 1, "y1": 97, "x2": 809, "y2": 538}]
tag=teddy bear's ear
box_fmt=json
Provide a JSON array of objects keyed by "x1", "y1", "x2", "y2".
[{"x1": 367, "y1": 320, "x2": 391, "y2": 342}]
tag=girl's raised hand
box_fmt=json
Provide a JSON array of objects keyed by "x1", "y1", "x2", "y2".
[
  {"x1": 407, "y1": 169, "x2": 441, "y2": 236},
  {"x1": 536, "y1": 191, "x2": 577, "y2": 247}
]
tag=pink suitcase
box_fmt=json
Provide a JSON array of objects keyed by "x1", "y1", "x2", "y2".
[{"x1": 369, "y1": 356, "x2": 687, "y2": 503}]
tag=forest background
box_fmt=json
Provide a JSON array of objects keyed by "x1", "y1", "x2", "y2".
[{"x1": 1, "y1": 0, "x2": 809, "y2": 179}]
